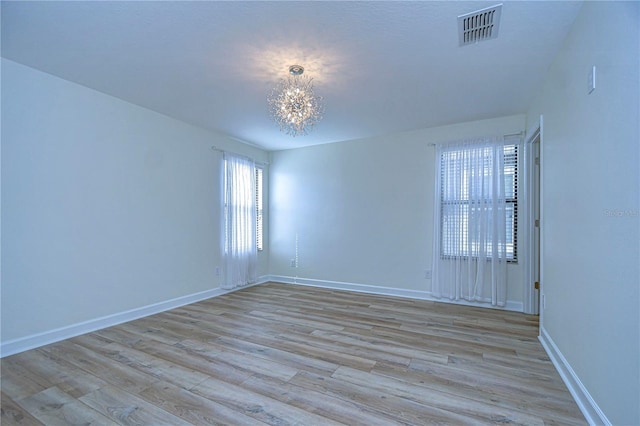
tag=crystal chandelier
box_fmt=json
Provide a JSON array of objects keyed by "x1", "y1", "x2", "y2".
[{"x1": 267, "y1": 65, "x2": 324, "y2": 137}]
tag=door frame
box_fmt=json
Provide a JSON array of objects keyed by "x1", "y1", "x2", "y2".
[{"x1": 522, "y1": 115, "x2": 543, "y2": 315}]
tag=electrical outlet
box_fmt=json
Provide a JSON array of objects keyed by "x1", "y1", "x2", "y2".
[
  {"x1": 215, "y1": 266, "x2": 220, "y2": 277},
  {"x1": 424, "y1": 270, "x2": 432, "y2": 279},
  {"x1": 290, "y1": 259, "x2": 296, "y2": 268}
]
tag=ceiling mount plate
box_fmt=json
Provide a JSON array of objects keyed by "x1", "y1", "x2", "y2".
[{"x1": 289, "y1": 65, "x2": 304, "y2": 76}]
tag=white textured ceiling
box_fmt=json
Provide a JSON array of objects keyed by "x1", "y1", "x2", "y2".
[{"x1": 1, "y1": 1, "x2": 582, "y2": 151}]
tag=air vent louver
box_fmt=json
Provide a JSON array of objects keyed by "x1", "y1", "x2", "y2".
[{"x1": 458, "y1": 4, "x2": 502, "y2": 46}]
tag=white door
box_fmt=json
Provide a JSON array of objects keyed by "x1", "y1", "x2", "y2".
[
  {"x1": 523, "y1": 120, "x2": 542, "y2": 315},
  {"x1": 531, "y1": 133, "x2": 541, "y2": 314}
]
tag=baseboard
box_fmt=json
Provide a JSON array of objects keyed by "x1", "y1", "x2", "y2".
[
  {"x1": 539, "y1": 326, "x2": 610, "y2": 426},
  {"x1": 0, "y1": 275, "x2": 270, "y2": 358},
  {"x1": 267, "y1": 275, "x2": 523, "y2": 312}
]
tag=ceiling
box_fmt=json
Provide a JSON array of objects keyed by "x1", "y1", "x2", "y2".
[{"x1": 1, "y1": 1, "x2": 583, "y2": 151}]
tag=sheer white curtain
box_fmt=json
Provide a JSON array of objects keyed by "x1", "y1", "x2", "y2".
[
  {"x1": 222, "y1": 153, "x2": 257, "y2": 290},
  {"x1": 432, "y1": 137, "x2": 508, "y2": 307}
]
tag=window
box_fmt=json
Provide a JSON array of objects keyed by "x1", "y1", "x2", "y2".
[
  {"x1": 223, "y1": 157, "x2": 256, "y2": 254},
  {"x1": 439, "y1": 143, "x2": 518, "y2": 261},
  {"x1": 222, "y1": 154, "x2": 258, "y2": 289},
  {"x1": 223, "y1": 159, "x2": 263, "y2": 253},
  {"x1": 504, "y1": 144, "x2": 518, "y2": 260},
  {"x1": 255, "y1": 166, "x2": 263, "y2": 251}
]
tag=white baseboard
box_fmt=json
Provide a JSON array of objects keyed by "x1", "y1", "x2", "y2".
[
  {"x1": 267, "y1": 275, "x2": 523, "y2": 312},
  {"x1": 0, "y1": 275, "x2": 270, "y2": 358},
  {"x1": 539, "y1": 326, "x2": 610, "y2": 426}
]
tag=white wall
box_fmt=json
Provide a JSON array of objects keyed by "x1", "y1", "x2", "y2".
[
  {"x1": 269, "y1": 114, "x2": 526, "y2": 308},
  {"x1": 1, "y1": 59, "x2": 269, "y2": 348},
  {"x1": 526, "y1": 2, "x2": 639, "y2": 424}
]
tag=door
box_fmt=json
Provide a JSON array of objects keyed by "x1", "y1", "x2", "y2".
[
  {"x1": 531, "y1": 133, "x2": 541, "y2": 314},
  {"x1": 523, "y1": 121, "x2": 542, "y2": 315}
]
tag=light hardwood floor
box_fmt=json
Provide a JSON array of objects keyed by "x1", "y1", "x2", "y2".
[{"x1": 1, "y1": 282, "x2": 586, "y2": 425}]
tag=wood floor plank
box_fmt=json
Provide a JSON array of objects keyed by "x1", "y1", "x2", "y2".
[
  {"x1": 220, "y1": 328, "x2": 378, "y2": 371},
  {"x1": 184, "y1": 336, "x2": 309, "y2": 382},
  {"x1": 271, "y1": 328, "x2": 381, "y2": 370},
  {"x1": 138, "y1": 381, "x2": 267, "y2": 425},
  {"x1": 246, "y1": 309, "x2": 347, "y2": 332},
  {"x1": 309, "y1": 329, "x2": 413, "y2": 367},
  {"x1": 16, "y1": 386, "x2": 115, "y2": 425},
  {"x1": 117, "y1": 319, "x2": 188, "y2": 345},
  {"x1": 240, "y1": 373, "x2": 407, "y2": 426},
  {"x1": 331, "y1": 365, "x2": 546, "y2": 425},
  {"x1": 172, "y1": 339, "x2": 256, "y2": 385},
  {"x1": 371, "y1": 361, "x2": 585, "y2": 425},
  {"x1": 0, "y1": 361, "x2": 51, "y2": 401},
  {"x1": 0, "y1": 391, "x2": 45, "y2": 426},
  {"x1": 408, "y1": 356, "x2": 579, "y2": 404},
  {"x1": 289, "y1": 369, "x2": 480, "y2": 425},
  {"x1": 201, "y1": 342, "x2": 300, "y2": 383},
  {"x1": 212, "y1": 335, "x2": 339, "y2": 376},
  {"x1": 191, "y1": 376, "x2": 346, "y2": 426},
  {"x1": 12, "y1": 348, "x2": 108, "y2": 399},
  {"x1": 39, "y1": 342, "x2": 160, "y2": 394},
  {"x1": 79, "y1": 384, "x2": 191, "y2": 425},
  {"x1": 0, "y1": 282, "x2": 586, "y2": 425},
  {"x1": 76, "y1": 340, "x2": 211, "y2": 391}
]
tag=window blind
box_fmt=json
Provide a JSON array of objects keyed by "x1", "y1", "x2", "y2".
[{"x1": 440, "y1": 143, "x2": 518, "y2": 261}]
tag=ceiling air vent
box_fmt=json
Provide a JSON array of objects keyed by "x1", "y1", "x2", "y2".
[{"x1": 458, "y1": 4, "x2": 502, "y2": 46}]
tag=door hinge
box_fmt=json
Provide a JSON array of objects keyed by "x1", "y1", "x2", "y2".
[
  {"x1": 535, "y1": 157, "x2": 540, "y2": 166},
  {"x1": 534, "y1": 281, "x2": 540, "y2": 290},
  {"x1": 535, "y1": 219, "x2": 540, "y2": 228}
]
